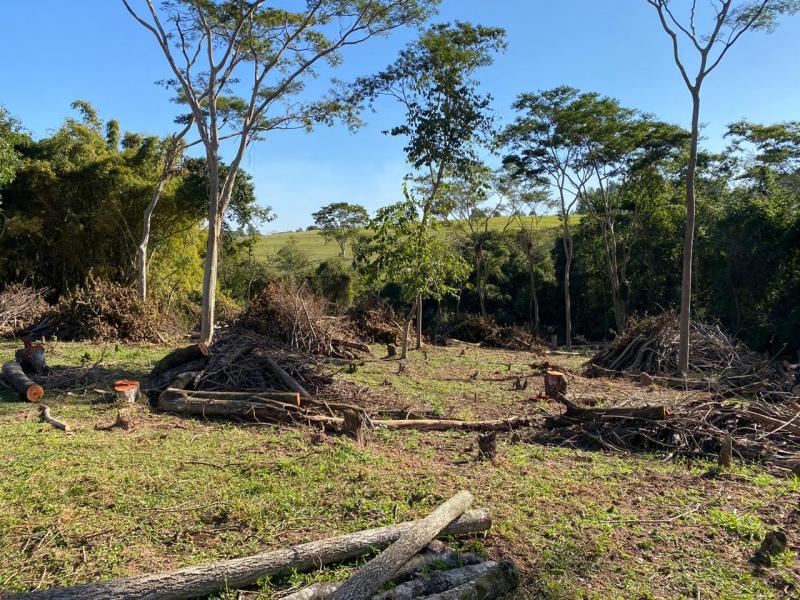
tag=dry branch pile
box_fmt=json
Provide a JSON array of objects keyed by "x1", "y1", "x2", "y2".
[
  {"x1": 586, "y1": 312, "x2": 785, "y2": 395},
  {"x1": 0, "y1": 284, "x2": 50, "y2": 338},
  {"x1": 237, "y1": 282, "x2": 368, "y2": 359},
  {"x1": 445, "y1": 315, "x2": 545, "y2": 352},
  {"x1": 347, "y1": 297, "x2": 411, "y2": 345},
  {"x1": 539, "y1": 397, "x2": 800, "y2": 475},
  {"x1": 22, "y1": 279, "x2": 181, "y2": 343}
]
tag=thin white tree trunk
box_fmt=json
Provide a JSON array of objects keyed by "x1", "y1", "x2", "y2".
[{"x1": 137, "y1": 178, "x2": 167, "y2": 302}]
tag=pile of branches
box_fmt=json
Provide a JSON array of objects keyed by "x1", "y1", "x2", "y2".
[
  {"x1": 236, "y1": 281, "x2": 368, "y2": 359},
  {"x1": 445, "y1": 314, "x2": 545, "y2": 352},
  {"x1": 22, "y1": 279, "x2": 181, "y2": 343},
  {"x1": 538, "y1": 398, "x2": 800, "y2": 475},
  {"x1": 0, "y1": 284, "x2": 50, "y2": 337},
  {"x1": 347, "y1": 297, "x2": 410, "y2": 345},
  {"x1": 586, "y1": 312, "x2": 783, "y2": 393}
]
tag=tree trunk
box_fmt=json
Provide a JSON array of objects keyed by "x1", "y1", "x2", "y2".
[
  {"x1": 329, "y1": 491, "x2": 473, "y2": 600},
  {"x1": 415, "y1": 293, "x2": 422, "y2": 350},
  {"x1": 420, "y1": 561, "x2": 518, "y2": 600},
  {"x1": 137, "y1": 177, "x2": 168, "y2": 302},
  {"x1": 2, "y1": 362, "x2": 44, "y2": 402},
  {"x1": 401, "y1": 300, "x2": 416, "y2": 360},
  {"x1": 264, "y1": 358, "x2": 311, "y2": 398},
  {"x1": 13, "y1": 511, "x2": 492, "y2": 600},
  {"x1": 150, "y1": 344, "x2": 209, "y2": 379},
  {"x1": 563, "y1": 247, "x2": 573, "y2": 352},
  {"x1": 678, "y1": 93, "x2": 701, "y2": 375},
  {"x1": 527, "y1": 254, "x2": 540, "y2": 333}
]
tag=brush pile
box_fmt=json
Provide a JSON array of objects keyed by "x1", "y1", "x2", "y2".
[
  {"x1": 0, "y1": 284, "x2": 50, "y2": 337},
  {"x1": 446, "y1": 315, "x2": 545, "y2": 352},
  {"x1": 347, "y1": 297, "x2": 410, "y2": 345},
  {"x1": 539, "y1": 397, "x2": 800, "y2": 475},
  {"x1": 237, "y1": 281, "x2": 368, "y2": 360},
  {"x1": 22, "y1": 279, "x2": 181, "y2": 343},
  {"x1": 585, "y1": 312, "x2": 784, "y2": 394}
]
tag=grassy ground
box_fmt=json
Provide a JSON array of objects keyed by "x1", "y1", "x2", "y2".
[
  {"x1": 256, "y1": 215, "x2": 567, "y2": 266},
  {"x1": 0, "y1": 340, "x2": 798, "y2": 599}
]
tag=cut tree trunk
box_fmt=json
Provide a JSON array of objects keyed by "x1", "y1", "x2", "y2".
[
  {"x1": 343, "y1": 409, "x2": 369, "y2": 448},
  {"x1": 329, "y1": 491, "x2": 473, "y2": 600},
  {"x1": 16, "y1": 341, "x2": 47, "y2": 375},
  {"x1": 265, "y1": 358, "x2": 311, "y2": 398},
  {"x1": 421, "y1": 560, "x2": 518, "y2": 600},
  {"x1": 39, "y1": 405, "x2": 72, "y2": 433},
  {"x1": 374, "y1": 561, "x2": 504, "y2": 600},
  {"x1": 150, "y1": 344, "x2": 209, "y2": 379},
  {"x1": 10, "y1": 509, "x2": 491, "y2": 600},
  {"x1": 544, "y1": 370, "x2": 567, "y2": 401},
  {"x1": 114, "y1": 380, "x2": 141, "y2": 405},
  {"x1": 2, "y1": 361, "x2": 44, "y2": 402},
  {"x1": 143, "y1": 359, "x2": 209, "y2": 393}
]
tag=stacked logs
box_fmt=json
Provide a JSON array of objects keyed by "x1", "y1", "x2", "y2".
[{"x1": 12, "y1": 493, "x2": 517, "y2": 600}]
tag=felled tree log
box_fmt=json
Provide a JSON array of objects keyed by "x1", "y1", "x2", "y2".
[
  {"x1": 265, "y1": 358, "x2": 311, "y2": 398},
  {"x1": 546, "y1": 405, "x2": 667, "y2": 428},
  {"x1": 168, "y1": 389, "x2": 302, "y2": 407},
  {"x1": 11, "y1": 509, "x2": 491, "y2": 600},
  {"x1": 2, "y1": 361, "x2": 44, "y2": 402},
  {"x1": 281, "y1": 583, "x2": 340, "y2": 600},
  {"x1": 421, "y1": 560, "x2": 518, "y2": 599},
  {"x1": 39, "y1": 405, "x2": 72, "y2": 433},
  {"x1": 333, "y1": 338, "x2": 371, "y2": 354},
  {"x1": 149, "y1": 344, "x2": 209, "y2": 378},
  {"x1": 16, "y1": 341, "x2": 48, "y2": 375},
  {"x1": 373, "y1": 561, "x2": 504, "y2": 600},
  {"x1": 329, "y1": 491, "x2": 474, "y2": 600},
  {"x1": 156, "y1": 392, "x2": 305, "y2": 424},
  {"x1": 143, "y1": 358, "x2": 208, "y2": 393}
]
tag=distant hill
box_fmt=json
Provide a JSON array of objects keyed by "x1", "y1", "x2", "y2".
[{"x1": 255, "y1": 214, "x2": 570, "y2": 265}]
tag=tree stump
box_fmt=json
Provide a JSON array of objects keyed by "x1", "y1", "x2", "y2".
[
  {"x1": 387, "y1": 344, "x2": 397, "y2": 358},
  {"x1": 343, "y1": 409, "x2": 369, "y2": 448},
  {"x1": 478, "y1": 431, "x2": 497, "y2": 461},
  {"x1": 718, "y1": 432, "x2": 733, "y2": 468},
  {"x1": 640, "y1": 372, "x2": 654, "y2": 386},
  {"x1": 544, "y1": 370, "x2": 567, "y2": 401},
  {"x1": 115, "y1": 380, "x2": 141, "y2": 405}
]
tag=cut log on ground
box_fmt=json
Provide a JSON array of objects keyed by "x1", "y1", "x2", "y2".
[
  {"x1": 9, "y1": 509, "x2": 491, "y2": 600},
  {"x1": 16, "y1": 340, "x2": 48, "y2": 375},
  {"x1": 421, "y1": 560, "x2": 518, "y2": 599},
  {"x1": 546, "y1": 405, "x2": 667, "y2": 428},
  {"x1": 149, "y1": 343, "x2": 209, "y2": 379},
  {"x1": 373, "y1": 561, "x2": 504, "y2": 600},
  {"x1": 265, "y1": 357, "x2": 311, "y2": 398},
  {"x1": 39, "y1": 405, "x2": 72, "y2": 433},
  {"x1": 2, "y1": 361, "x2": 44, "y2": 402},
  {"x1": 329, "y1": 491, "x2": 474, "y2": 600},
  {"x1": 333, "y1": 338, "x2": 371, "y2": 354},
  {"x1": 143, "y1": 358, "x2": 208, "y2": 393}
]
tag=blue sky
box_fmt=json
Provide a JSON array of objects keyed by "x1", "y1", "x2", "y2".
[{"x1": 3, "y1": 1, "x2": 799, "y2": 231}]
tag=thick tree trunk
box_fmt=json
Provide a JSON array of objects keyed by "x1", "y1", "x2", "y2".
[
  {"x1": 12, "y1": 510, "x2": 492, "y2": 600},
  {"x1": 373, "y1": 562, "x2": 501, "y2": 600},
  {"x1": 16, "y1": 341, "x2": 47, "y2": 376},
  {"x1": 2, "y1": 362, "x2": 44, "y2": 402},
  {"x1": 329, "y1": 491, "x2": 473, "y2": 600},
  {"x1": 678, "y1": 93, "x2": 701, "y2": 375},
  {"x1": 150, "y1": 344, "x2": 209, "y2": 379},
  {"x1": 421, "y1": 561, "x2": 518, "y2": 600},
  {"x1": 143, "y1": 358, "x2": 209, "y2": 393},
  {"x1": 265, "y1": 358, "x2": 311, "y2": 398}
]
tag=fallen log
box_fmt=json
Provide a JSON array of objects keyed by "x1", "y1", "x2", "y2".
[
  {"x1": 546, "y1": 405, "x2": 667, "y2": 428},
  {"x1": 143, "y1": 358, "x2": 208, "y2": 393},
  {"x1": 282, "y1": 583, "x2": 340, "y2": 600},
  {"x1": 39, "y1": 405, "x2": 72, "y2": 433},
  {"x1": 265, "y1": 358, "x2": 311, "y2": 398},
  {"x1": 149, "y1": 343, "x2": 209, "y2": 379},
  {"x1": 10, "y1": 510, "x2": 491, "y2": 600},
  {"x1": 369, "y1": 416, "x2": 534, "y2": 432},
  {"x1": 2, "y1": 361, "x2": 44, "y2": 402},
  {"x1": 329, "y1": 491, "x2": 473, "y2": 600},
  {"x1": 16, "y1": 341, "x2": 48, "y2": 375},
  {"x1": 166, "y1": 389, "x2": 302, "y2": 407},
  {"x1": 373, "y1": 561, "x2": 503, "y2": 600},
  {"x1": 333, "y1": 338, "x2": 372, "y2": 354},
  {"x1": 421, "y1": 560, "x2": 518, "y2": 599}
]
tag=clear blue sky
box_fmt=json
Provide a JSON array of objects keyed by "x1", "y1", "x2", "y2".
[{"x1": 2, "y1": 1, "x2": 799, "y2": 231}]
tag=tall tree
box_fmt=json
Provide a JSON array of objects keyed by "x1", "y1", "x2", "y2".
[
  {"x1": 351, "y1": 21, "x2": 505, "y2": 348},
  {"x1": 312, "y1": 202, "x2": 369, "y2": 256},
  {"x1": 123, "y1": 0, "x2": 438, "y2": 343},
  {"x1": 502, "y1": 87, "x2": 595, "y2": 350},
  {"x1": 644, "y1": 0, "x2": 798, "y2": 373}
]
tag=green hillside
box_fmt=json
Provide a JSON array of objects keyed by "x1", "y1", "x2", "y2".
[{"x1": 255, "y1": 214, "x2": 568, "y2": 265}]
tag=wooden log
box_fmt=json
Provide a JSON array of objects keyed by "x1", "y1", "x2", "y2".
[
  {"x1": 169, "y1": 371, "x2": 199, "y2": 391},
  {"x1": 282, "y1": 583, "x2": 340, "y2": 600},
  {"x1": 421, "y1": 560, "x2": 518, "y2": 599},
  {"x1": 2, "y1": 361, "x2": 44, "y2": 402},
  {"x1": 329, "y1": 491, "x2": 474, "y2": 600},
  {"x1": 544, "y1": 370, "x2": 567, "y2": 401},
  {"x1": 343, "y1": 408, "x2": 369, "y2": 448},
  {"x1": 333, "y1": 338, "x2": 371, "y2": 354},
  {"x1": 373, "y1": 561, "x2": 503, "y2": 600},
  {"x1": 265, "y1": 358, "x2": 311, "y2": 398},
  {"x1": 39, "y1": 405, "x2": 72, "y2": 433},
  {"x1": 173, "y1": 389, "x2": 302, "y2": 407},
  {"x1": 10, "y1": 509, "x2": 492, "y2": 600},
  {"x1": 546, "y1": 405, "x2": 667, "y2": 428},
  {"x1": 143, "y1": 358, "x2": 209, "y2": 393},
  {"x1": 16, "y1": 340, "x2": 48, "y2": 375},
  {"x1": 149, "y1": 344, "x2": 209, "y2": 378}
]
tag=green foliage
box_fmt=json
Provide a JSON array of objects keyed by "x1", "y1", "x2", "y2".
[
  {"x1": 275, "y1": 240, "x2": 312, "y2": 282},
  {"x1": 311, "y1": 202, "x2": 369, "y2": 256},
  {"x1": 314, "y1": 259, "x2": 356, "y2": 309}
]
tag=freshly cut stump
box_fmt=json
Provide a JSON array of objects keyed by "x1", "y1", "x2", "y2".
[{"x1": 544, "y1": 370, "x2": 567, "y2": 401}]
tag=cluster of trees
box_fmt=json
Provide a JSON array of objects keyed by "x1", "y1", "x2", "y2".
[{"x1": 0, "y1": 0, "x2": 797, "y2": 364}]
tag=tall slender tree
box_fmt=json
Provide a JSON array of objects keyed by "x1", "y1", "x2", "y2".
[
  {"x1": 644, "y1": 0, "x2": 797, "y2": 373},
  {"x1": 123, "y1": 0, "x2": 438, "y2": 343}
]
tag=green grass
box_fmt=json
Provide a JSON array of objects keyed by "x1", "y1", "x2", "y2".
[
  {"x1": 0, "y1": 341, "x2": 798, "y2": 598},
  {"x1": 256, "y1": 215, "x2": 568, "y2": 266}
]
